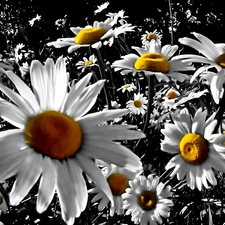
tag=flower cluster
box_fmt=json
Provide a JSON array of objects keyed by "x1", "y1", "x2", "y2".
[{"x1": 1, "y1": 2, "x2": 225, "y2": 225}]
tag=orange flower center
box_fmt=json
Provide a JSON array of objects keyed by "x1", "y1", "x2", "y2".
[
  {"x1": 84, "y1": 60, "x2": 93, "y2": 66},
  {"x1": 25, "y1": 110, "x2": 82, "y2": 159},
  {"x1": 138, "y1": 191, "x2": 157, "y2": 210},
  {"x1": 75, "y1": 27, "x2": 107, "y2": 44},
  {"x1": 146, "y1": 33, "x2": 157, "y2": 41},
  {"x1": 179, "y1": 133, "x2": 208, "y2": 164},
  {"x1": 134, "y1": 53, "x2": 169, "y2": 73},
  {"x1": 134, "y1": 99, "x2": 142, "y2": 108},
  {"x1": 216, "y1": 53, "x2": 225, "y2": 68},
  {"x1": 107, "y1": 173, "x2": 129, "y2": 196},
  {"x1": 167, "y1": 91, "x2": 178, "y2": 99}
]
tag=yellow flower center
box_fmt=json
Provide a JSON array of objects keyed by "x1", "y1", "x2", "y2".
[
  {"x1": 138, "y1": 191, "x2": 156, "y2": 210},
  {"x1": 216, "y1": 53, "x2": 225, "y2": 68},
  {"x1": 25, "y1": 110, "x2": 82, "y2": 160},
  {"x1": 146, "y1": 33, "x2": 157, "y2": 41},
  {"x1": 107, "y1": 173, "x2": 129, "y2": 196},
  {"x1": 123, "y1": 84, "x2": 131, "y2": 89},
  {"x1": 75, "y1": 27, "x2": 107, "y2": 44},
  {"x1": 179, "y1": 133, "x2": 208, "y2": 165},
  {"x1": 134, "y1": 53, "x2": 169, "y2": 73},
  {"x1": 134, "y1": 99, "x2": 142, "y2": 108},
  {"x1": 167, "y1": 91, "x2": 178, "y2": 99},
  {"x1": 84, "y1": 60, "x2": 93, "y2": 66}
]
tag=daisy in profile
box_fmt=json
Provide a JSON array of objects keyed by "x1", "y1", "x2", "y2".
[
  {"x1": 141, "y1": 30, "x2": 162, "y2": 46},
  {"x1": 117, "y1": 83, "x2": 136, "y2": 93},
  {"x1": 89, "y1": 163, "x2": 141, "y2": 216},
  {"x1": 161, "y1": 107, "x2": 225, "y2": 191},
  {"x1": 111, "y1": 40, "x2": 194, "y2": 82},
  {"x1": 126, "y1": 93, "x2": 148, "y2": 116},
  {"x1": 76, "y1": 54, "x2": 98, "y2": 72},
  {"x1": 47, "y1": 18, "x2": 135, "y2": 53},
  {"x1": 122, "y1": 174, "x2": 173, "y2": 225},
  {"x1": 174, "y1": 32, "x2": 225, "y2": 103},
  {"x1": 162, "y1": 88, "x2": 180, "y2": 108},
  {"x1": 0, "y1": 56, "x2": 145, "y2": 225},
  {"x1": 94, "y1": 1, "x2": 110, "y2": 15}
]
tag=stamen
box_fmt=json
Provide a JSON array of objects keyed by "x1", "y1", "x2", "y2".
[
  {"x1": 138, "y1": 191, "x2": 156, "y2": 210},
  {"x1": 216, "y1": 53, "x2": 225, "y2": 68},
  {"x1": 134, "y1": 100, "x2": 142, "y2": 108}
]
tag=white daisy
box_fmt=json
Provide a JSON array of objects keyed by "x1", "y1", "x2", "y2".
[
  {"x1": 111, "y1": 40, "x2": 195, "y2": 82},
  {"x1": 122, "y1": 174, "x2": 173, "y2": 225},
  {"x1": 76, "y1": 54, "x2": 98, "y2": 72},
  {"x1": 117, "y1": 83, "x2": 137, "y2": 93},
  {"x1": 126, "y1": 93, "x2": 148, "y2": 116},
  {"x1": 161, "y1": 107, "x2": 225, "y2": 191},
  {"x1": 141, "y1": 30, "x2": 162, "y2": 46},
  {"x1": 0, "y1": 56, "x2": 145, "y2": 225},
  {"x1": 47, "y1": 18, "x2": 135, "y2": 53},
  {"x1": 89, "y1": 164, "x2": 141, "y2": 216},
  {"x1": 162, "y1": 88, "x2": 180, "y2": 108},
  {"x1": 174, "y1": 32, "x2": 225, "y2": 104}
]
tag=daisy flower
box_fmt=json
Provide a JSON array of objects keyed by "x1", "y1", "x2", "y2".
[
  {"x1": 141, "y1": 30, "x2": 162, "y2": 46},
  {"x1": 111, "y1": 40, "x2": 194, "y2": 82},
  {"x1": 122, "y1": 174, "x2": 173, "y2": 225},
  {"x1": 161, "y1": 107, "x2": 225, "y2": 191},
  {"x1": 174, "y1": 32, "x2": 225, "y2": 103},
  {"x1": 162, "y1": 88, "x2": 180, "y2": 108},
  {"x1": 76, "y1": 54, "x2": 98, "y2": 72},
  {"x1": 126, "y1": 93, "x2": 148, "y2": 116},
  {"x1": 47, "y1": 18, "x2": 135, "y2": 53},
  {"x1": 117, "y1": 83, "x2": 137, "y2": 93},
  {"x1": 89, "y1": 164, "x2": 141, "y2": 216},
  {"x1": 0, "y1": 56, "x2": 145, "y2": 225},
  {"x1": 106, "y1": 10, "x2": 129, "y2": 26}
]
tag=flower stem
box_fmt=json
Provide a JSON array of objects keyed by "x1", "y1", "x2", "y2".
[
  {"x1": 168, "y1": 0, "x2": 174, "y2": 45},
  {"x1": 94, "y1": 48, "x2": 112, "y2": 109},
  {"x1": 213, "y1": 84, "x2": 225, "y2": 133},
  {"x1": 143, "y1": 75, "x2": 154, "y2": 133}
]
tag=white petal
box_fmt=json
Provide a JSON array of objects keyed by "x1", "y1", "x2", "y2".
[
  {"x1": 10, "y1": 151, "x2": 42, "y2": 205},
  {"x1": 36, "y1": 157, "x2": 56, "y2": 213},
  {"x1": 76, "y1": 154, "x2": 114, "y2": 206}
]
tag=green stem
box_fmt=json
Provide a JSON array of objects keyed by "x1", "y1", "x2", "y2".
[
  {"x1": 213, "y1": 83, "x2": 225, "y2": 133},
  {"x1": 94, "y1": 48, "x2": 112, "y2": 109},
  {"x1": 143, "y1": 75, "x2": 154, "y2": 133}
]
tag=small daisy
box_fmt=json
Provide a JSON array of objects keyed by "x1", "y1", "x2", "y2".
[
  {"x1": 122, "y1": 174, "x2": 173, "y2": 225},
  {"x1": 0, "y1": 56, "x2": 145, "y2": 225},
  {"x1": 141, "y1": 30, "x2": 162, "y2": 46},
  {"x1": 117, "y1": 83, "x2": 137, "y2": 93},
  {"x1": 162, "y1": 88, "x2": 180, "y2": 108},
  {"x1": 174, "y1": 32, "x2": 225, "y2": 103},
  {"x1": 28, "y1": 14, "x2": 41, "y2": 27},
  {"x1": 111, "y1": 40, "x2": 194, "y2": 82},
  {"x1": 106, "y1": 10, "x2": 129, "y2": 26},
  {"x1": 126, "y1": 93, "x2": 148, "y2": 116},
  {"x1": 161, "y1": 107, "x2": 225, "y2": 191},
  {"x1": 76, "y1": 54, "x2": 98, "y2": 72},
  {"x1": 89, "y1": 164, "x2": 141, "y2": 216},
  {"x1": 47, "y1": 18, "x2": 135, "y2": 53}
]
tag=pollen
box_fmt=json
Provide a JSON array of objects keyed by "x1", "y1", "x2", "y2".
[
  {"x1": 167, "y1": 91, "x2": 178, "y2": 99},
  {"x1": 107, "y1": 173, "x2": 129, "y2": 196},
  {"x1": 216, "y1": 53, "x2": 225, "y2": 68},
  {"x1": 25, "y1": 110, "x2": 82, "y2": 160},
  {"x1": 134, "y1": 53, "x2": 169, "y2": 73},
  {"x1": 75, "y1": 27, "x2": 107, "y2": 44},
  {"x1": 146, "y1": 33, "x2": 157, "y2": 41},
  {"x1": 84, "y1": 60, "x2": 93, "y2": 66},
  {"x1": 134, "y1": 100, "x2": 142, "y2": 108},
  {"x1": 138, "y1": 191, "x2": 157, "y2": 210},
  {"x1": 179, "y1": 133, "x2": 208, "y2": 165}
]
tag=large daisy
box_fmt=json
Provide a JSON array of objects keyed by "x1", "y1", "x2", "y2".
[
  {"x1": 174, "y1": 32, "x2": 225, "y2": 104},
  {"x1": 89, "y1": 163, "x2": 141, "y2": 216},
  {"x1": 47, "y1": 18, "x2": 135, "y2": 53},
  {"x1": 122, "y1": 174, "x2": 173, "y2": 225},
  {"x1": 111, "y1": 40, "x2": 194, "y2": 82},
  {"x1": 161, "y1": 107, "x2": 225, "y2": 191},
  {"x1": 0, "y1": 56, "x2": 145, "y2": 224}
]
